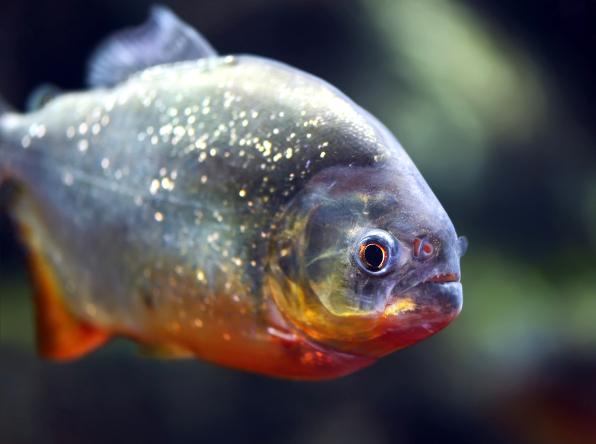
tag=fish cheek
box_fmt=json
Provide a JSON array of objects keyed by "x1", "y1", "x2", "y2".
[
  {"x1": 269, "y1": 194, "x2": 372, "y2": 340},
  {"x1": 301, "y1": 204, "x2": 349, "y2": 289},
  {"x1": 301, "y1": 199, "x2": 391, "y2": 321},
  {"x1": 305, "y1": 257, "x2": 335, "y2": 284},
  {"x1": 350, "y1": 276, "x2": 390, "y2": 313}
]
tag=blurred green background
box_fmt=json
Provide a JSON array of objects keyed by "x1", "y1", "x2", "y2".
[{"x1": 1, "y1": 0, "x2": 595, "y2": 443}]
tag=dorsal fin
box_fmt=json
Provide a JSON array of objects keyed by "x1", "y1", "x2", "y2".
[{"x1": 86, "y1": 6, "x2": 217, "y2": 88}]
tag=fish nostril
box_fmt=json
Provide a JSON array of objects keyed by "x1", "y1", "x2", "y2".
[
  {"x1": 413, "y1": 237, "x2": 433, "y2": 259},
  {"x1": 422, "y1": 243, "x2": 433, "y2": 255},
  {"x1": 413, "y1": 238, "x2": 422, "y2": 258}
]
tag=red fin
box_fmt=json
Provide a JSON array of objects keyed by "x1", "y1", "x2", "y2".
[{"x1": 18, "y1": 221, "x2": 112, "y2": 360}]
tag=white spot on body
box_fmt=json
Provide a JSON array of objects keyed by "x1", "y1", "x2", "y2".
[
  {"x1": 78, "y1": 139, "x2": 89, "y2": 152},
  {"x1": 104, "y1": 97, "x2": 115, "y2": 111},
  {"x1": 150, "y1": 179, "x2": 160, "y2": 194},
  {"x1": 21, "y1": 135, "x2": 31, "y2": 148},
  {"x1": 63, "y1": 172, "x2": 74, "y2": 185},
  {"x1": 36, "y1": 125, "x2": 46, "y2": 138}
]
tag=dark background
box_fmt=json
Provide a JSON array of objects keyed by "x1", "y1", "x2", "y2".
[{"x1": 1, "y1": 1, "x2": 595, "y2": 443}]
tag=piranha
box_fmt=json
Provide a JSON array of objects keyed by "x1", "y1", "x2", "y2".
[{"x1": 0, "y1": 7, "x2": 467, "y2": 379}]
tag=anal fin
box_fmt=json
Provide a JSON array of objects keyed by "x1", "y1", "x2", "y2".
[
  {"x1": 137, "y1": 343, "x2": 194, "y2": 359},
  {"x1": 14, "y1": 207, "x2": 112, "y2": 361},
  {"x1": 27, "y1": 247, "x2": 112, "y2": 360}
]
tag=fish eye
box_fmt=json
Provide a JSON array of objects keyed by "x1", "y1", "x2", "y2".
[
  {"x1": 360, "y1": 243, "x2": 387, "y2": 270},
  {"x1": 355, "y1": 230, "x2": 398, "y2": 274}
]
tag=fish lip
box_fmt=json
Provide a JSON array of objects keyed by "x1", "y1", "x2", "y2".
[{"x1": 422, "y1": 272, "x2": 460, "y2": 284}]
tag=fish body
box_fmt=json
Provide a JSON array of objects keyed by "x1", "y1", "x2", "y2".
[{"x1": 0, "y1": 7, "x2": 466, "y2": 379}]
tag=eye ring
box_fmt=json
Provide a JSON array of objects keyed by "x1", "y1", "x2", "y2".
[{"x1": 354, "y1": 229, "x2": 399, "y2": 275}]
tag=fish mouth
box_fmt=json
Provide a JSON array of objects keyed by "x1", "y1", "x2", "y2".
[
  {"x1": 384, "y1": 272, "x2": 462, "y2": 317},
  {"x1": 423, "y1": 272, "x2": 460, "y2": 284}
]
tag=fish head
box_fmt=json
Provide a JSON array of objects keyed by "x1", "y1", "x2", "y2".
[{"x1": 269, "y1": 158, "x2": 467, "y2": 358}]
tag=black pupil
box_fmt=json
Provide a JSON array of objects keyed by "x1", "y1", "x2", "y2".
[{"x1": 364, "y1": 244, "x2": 385, "y2": 269}]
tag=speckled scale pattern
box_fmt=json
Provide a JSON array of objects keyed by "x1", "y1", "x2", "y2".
[{"x1": 0, "y1": 55, "x2": 395, "y2": 334}]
